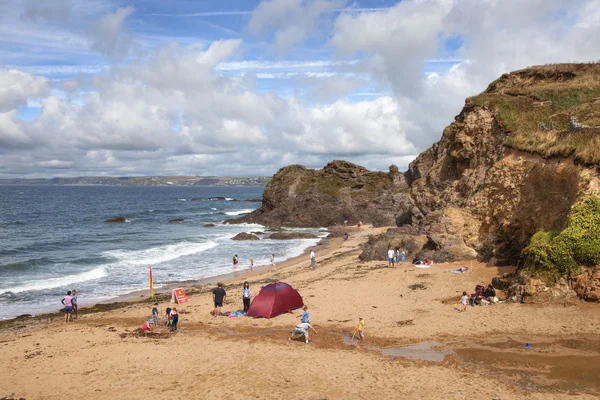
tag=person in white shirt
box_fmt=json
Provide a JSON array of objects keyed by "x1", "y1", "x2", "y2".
[
  {"x1": 387, "y1": 248, "x2": 395, "y2": 267},
  {"x1": 310, "y1": 250, "x2": 316, "y2": 270},
  {"x1": 289, "y1": 322, "x2": 317, "y2": 344}
]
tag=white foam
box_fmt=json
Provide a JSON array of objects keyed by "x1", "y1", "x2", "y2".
[
  {"x1": 225, "y1": 198, "x2": 234, "y2": 201},
  {"x1": 178, "y1": 199, "x2": 186, "y2": 201},
  {"x1": 225, "y1": 209, "x2": 255, "y2": 216},
  {"x1": 103, "y1": 240, "x2": 218, "y2": 266},
  {"x1": 0, "y1": 267, "x2": 108, "y2": 294},
  {"x1": 210, "y1": 207, "x2": 217, "y2": 211}
]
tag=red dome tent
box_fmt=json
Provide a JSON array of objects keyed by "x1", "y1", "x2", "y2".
[{"x1": 247, "y1": 282, "x2": 304, "y2": 318}]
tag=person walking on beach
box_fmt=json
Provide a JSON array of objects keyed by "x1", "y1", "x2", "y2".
[
  {"x1": 270, "y1": 254, "x2": 277, "y2": 271},
  {"x1": 301, "y1": 305, "x2": 310, "y2": 323},
  {"x1": 233, "y1": 254, "x2": 239, "y2": 269},
  {"x1": 152, "y1": 302, "x2": 159, "y2": 326},
  {"x1": 170, "y1": 308, "x2": 179, "y2": 332},
  {"x1": 354, "y1": 317, "x2": 365, "y2": 341},
  {"x1": 242, "y1": 282, "x2": 251, "y2": 313},
  {"x1": 387, "y1": 248, "x2": 395, "y2": 267},
  {"x1": 310, "y1": 249, "x2": 316, "y2": 270},
  {"x1": 289, "y1": 322, "x2": 317, "y2": 344},
  {"x1": 249, "y1": 258, "x2": 254, "y2": 271},
  {"x1": 61, "y1": 291, "x2": 73, "y2": 323},
  {"x1": 213, "y1": 282, "x2": 227, "y2": 317},
  {"x1": 71, "y1": 289, "x2": 78, "y2": 320}
]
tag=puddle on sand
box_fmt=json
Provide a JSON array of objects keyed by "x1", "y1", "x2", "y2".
[{"x1": 341, "y1": 333, "x2": 452, "y2": 361}]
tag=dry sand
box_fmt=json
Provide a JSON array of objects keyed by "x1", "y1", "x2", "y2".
[{"x1": 1, "y1": 227, "x2": 600, "y2": 399}]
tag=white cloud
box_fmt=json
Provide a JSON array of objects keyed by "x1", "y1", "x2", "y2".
[
  {"x1": 249, "y1": 0, "x2": 346, "y2": 53},
  {"x1": 0, "y1": 69, "x2": 50, "y2": 112},
  {"x1": 89, "y1": 6, "x2": 135, "y2": 58}
]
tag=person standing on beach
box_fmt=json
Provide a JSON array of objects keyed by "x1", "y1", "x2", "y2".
[
  {"x1": 71, "y1": 289, "x2": 78, "y2": 320},
  {"x1": 61, "y1": 291, "x2": 73, "y2": 323},
  {"x1": 152, "y1": 302, "x2": 159, "y2": 326},
  {"x1": 301, "y1": 305, "x2": 310, "y2": 323},
  {"x1": 213, "y1": 282, "x2": 227, "y2": 317},
  {"x1": 270, "y1": 254, "x2": 277, "y2": 271},
  {"x1": 242, "y1": 282, "x2": 251, "y2": 313},
  {"x1": 310, "y1": 249, "x2": 316, "y2": 270},
  {"x1": 387, "y1": 248, "x2": 395, "y2": 267},
  {"x1": 461, "y1": 291, "x2": 469, "y2": 312},
  {"x1": 249, "y1": 258, "x2": 254, "y2": 271},
  {"x1": 170, "y1": 308, "x2": 179, "y2": 332},
  {"x1": 233, "y1": 254, "x2": 239, "y2": 269},
  {"x1": 165, "y1": 307, "x2": 172, "y2": 326},
  {"x1": 401, "y1": 251, "x2": 406, "y2": 263}
]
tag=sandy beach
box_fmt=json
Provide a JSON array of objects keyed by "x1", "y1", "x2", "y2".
[{"x1": 1, "y1": 227, "x2": 599, "y2": 400}]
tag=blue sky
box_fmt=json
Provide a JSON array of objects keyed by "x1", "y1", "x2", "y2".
[{"x1": 0, "y1": 0, "x2": 598, "y2": 177}]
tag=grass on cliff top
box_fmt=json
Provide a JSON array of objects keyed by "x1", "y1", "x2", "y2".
[
  {"x1": 471, "y1": 63, "x2": 600, "y2": 164},
  {"x1": 296, "y1": 171, "x2": 391, "y2": 196},
  {"x1": 522, "y1": 196, "x2": 600, "y2": 283}
]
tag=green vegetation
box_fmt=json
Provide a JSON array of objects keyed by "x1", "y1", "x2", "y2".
[
  {"x1": 523, "y1": 196, "x2": 600, "y2": 282},
  {"x1": 470, "y1": 63, "x2": 600, "y2": 164}
]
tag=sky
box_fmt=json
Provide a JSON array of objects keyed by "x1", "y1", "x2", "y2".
[{"x1": 0, "y1": 0, "x2": 599, "y2": 178}]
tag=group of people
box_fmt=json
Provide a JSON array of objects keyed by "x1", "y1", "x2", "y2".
[
  {"x1": 460, "y1": 284, "x2": 498, "y2": 311},
  {"x1": 232, "y1": 254, "x2": 277, "y2": 272},
  {"x1": 144, "y1": 303, "x2": 179, "y2": 333},
  {"x1": 61, "y1": 289, "x2": 79, "y2": 322},
  {"x1": 387, "y1": 248, "x2": 406, "y2": 267}
]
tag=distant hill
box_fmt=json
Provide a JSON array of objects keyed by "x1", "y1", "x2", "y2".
[{"x1": 0, "y1": 175, "x2": 270, "y2": 186}]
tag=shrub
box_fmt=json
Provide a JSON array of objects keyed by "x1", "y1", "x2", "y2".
[{"x1": 523, "y1": 196, "x2": 600, "y2": 281}]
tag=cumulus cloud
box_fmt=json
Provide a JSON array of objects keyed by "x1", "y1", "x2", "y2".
[
  {"x1": 0, "y1": 69, "x2": 50, "y2": 112},
  {"x1": 89, "y1": 6, "x2": 135, "y2": 58},
  {"x1": 249, "y1": 0, "x2": 346, "y2": 53}
]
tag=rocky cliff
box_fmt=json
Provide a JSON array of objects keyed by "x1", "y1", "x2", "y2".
[{"x1": 231, "y1": 64, "x2": 600, "y2": 270}]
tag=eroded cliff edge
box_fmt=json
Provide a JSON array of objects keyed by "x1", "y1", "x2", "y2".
[{"x1": 230, "y1": 64, "x2": 600, "y2": 267}]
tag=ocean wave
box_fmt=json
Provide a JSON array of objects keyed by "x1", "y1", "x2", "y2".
[
  {"x1": 225, "y1": 198, "x2": 234, "y2": 201},
  {"x1": 224, "y1": 209, "x2": 255, "y2": 216},
  {"x1": 103, "y1": 240, "x2": 218, "y2": 266},
  {"x1": 0, "y1": 267, "x2": 108, "y2": 295},
  {"x1": 178, "y1": 199, "x2": 186, "y2": 201}
]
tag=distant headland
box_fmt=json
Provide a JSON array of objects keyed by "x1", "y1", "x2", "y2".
[{"x1": 0, "y1": 175, "x2": 270, "y2": 187}]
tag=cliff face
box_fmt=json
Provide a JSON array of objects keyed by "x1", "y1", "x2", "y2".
[{"x1": 232, "y1": 64, "x2": 600, "y2": 265}]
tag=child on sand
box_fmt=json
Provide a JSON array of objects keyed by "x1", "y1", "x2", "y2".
[
  {"x1": 354, "y1": 317, "x2": 365, "y2": 341},
  {"x1": 71, "y1": 289, "x2": 78, "y2": 320},
  {"x1": 289, "y1": 322, "x2": 317, "y2": 344},
  {"x1": 270, "y1": 254, "x2": 277, "y2": 271},
  {"x1": 165, "y1": 307, "x2": 172, "y2": 326},
  {"x1": 461, "y1": 291, "x2": 469, "y2": 312},
  {"x1": 142, "y1": 320, "x2": 152, "y2": 332},
  {"x1": 170, "y1": 308, "x2": 179, "y2": 333},
  {"x1": 242, "y1": 282, "x2": 251, "y2": 313},
  {"x1": 152, "y1": 303, "x2": 159, "y2": 326},
  {"x1": 61, "y1": 291, "x2": 73, "y2": 323},
  {"x1": 301, "y1": 305, "x2": 310, "y2": 323},
  {"x1": 249, "y1": 258, "x2": 254, "y2": 271}
]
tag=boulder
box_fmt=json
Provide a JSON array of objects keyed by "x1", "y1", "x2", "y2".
[
  {"x1": 244, "y1": 199, "x2": 262, "y2": 202},
  {"x1": 105, "y1": 217, "x2": 126, "y2": 223},
  {"x1": 203, "y1": 223, "x2": 216, "y2": 228},
  {"x1": 169, "y1": 218, "x2": 185, "y2": 223},
  {"x1": 231, "y1": 232, "x2": 260, "y2": 241},
  {"x1": 571, "y1": 267, "x2": 600, "y2": 302},
  {"x1": 267, "y1": 232, "x2": 318, "y2": 240}
]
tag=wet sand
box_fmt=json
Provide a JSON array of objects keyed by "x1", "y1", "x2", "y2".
[{"x1": 1, "y1": 226, "x2": 599, "y2": 399}]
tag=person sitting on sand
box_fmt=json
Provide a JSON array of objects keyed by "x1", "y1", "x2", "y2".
[
  {"x1": 484, "y1": 284, "x2": 497, "y2": 302},
  {"x1": 142, "y1": 320, "x2": 152, "y2": 332},
  {"x1": 242, "y1": 282, "x2": 251, "y2": 313},
  {"x1": 387, "y1": 248, "x2": 395, "y2": 267},
  {"x1": 61, "y1": 291, "x2": 73, "y2": 323},
  {"x1": 213, "y1": 282, "x2": 227, "y2": 317},
  {"x1": 289, "y1": 322, "x2": 317, "y2": 344},
  {"x1": 170, "y1": 308, "x2": 179, "y2": 333}
]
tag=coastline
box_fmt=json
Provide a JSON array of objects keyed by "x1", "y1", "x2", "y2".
[{"x1": 2, "y1": 225, "x2": 600, "y2": 399}]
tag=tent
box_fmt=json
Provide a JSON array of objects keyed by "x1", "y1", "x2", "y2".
[{"x1": 247, "y1": 282, "x2": 304, "y2": 318}]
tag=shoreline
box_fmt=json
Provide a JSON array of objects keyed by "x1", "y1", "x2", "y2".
[{"x1": 0, "y1": 228, "x2": 343, "y2": 324}]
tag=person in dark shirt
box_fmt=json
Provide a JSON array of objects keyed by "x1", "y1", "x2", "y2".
[{"x1": 212, "y1": 282, "x2": 227, "y2": 317}]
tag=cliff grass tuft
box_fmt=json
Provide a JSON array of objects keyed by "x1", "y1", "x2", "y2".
[
  {"x1": 472, "y1": 63, "x2": 600, "y2": 164},
  {"x1": 523, "y1": 196, "x2": 600, "y2": 282}
]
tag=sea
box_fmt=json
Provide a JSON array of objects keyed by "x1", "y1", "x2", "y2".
[{"x1": 0, "y1": 185, "x2": 327, "y2": 319}]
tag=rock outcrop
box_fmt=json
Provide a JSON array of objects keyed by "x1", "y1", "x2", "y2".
[
  {"x1": 105, "y1": 217, "x2": 126, "y2": 223},
  {"x1": 230, "y1": 64, "x2": 600, "y2": 276},
  {"x1": 231, "y1": 233, "x2": 260, "y2": 241},
  {"x1": 168, "y1": 218, "x2": 185, "y2": 223}
]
